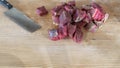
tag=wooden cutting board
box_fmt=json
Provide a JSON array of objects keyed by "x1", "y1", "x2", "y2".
[{"x1": 0, "y1": 0, "x2": 120, "y2": 68}]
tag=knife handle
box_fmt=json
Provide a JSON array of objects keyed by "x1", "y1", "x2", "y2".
[{"x1": 0, "y1": 0, "x2": 13, "y2": 9}]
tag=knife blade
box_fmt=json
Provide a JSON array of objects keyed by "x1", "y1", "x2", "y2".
[{"x1": 0, "y1": 0, "x2": 40, "y2": 32}]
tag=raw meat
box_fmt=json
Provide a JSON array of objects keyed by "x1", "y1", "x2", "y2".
[
  {"x1": 59, "y1": 10, "x2": 72, "y2": 27},
  {"x1": 68, "y1": 24, "x2": 77, "y2": 38},
  {"x1": 48, "y1": 1, "x2": 108, "y2": 43},
  {"x1": 51, "y1": 6, "x2": 63, "y2": 16},
  {"x1": 73, "y1": 9, "x2": 86, "y2": 22},
  {"x1": 58, "y1": 26, "x2": 68, "y2": 39},
  {"x1": 73, "y1": 28, "x2": 83, "y2": 43},
  {"x1": 52, "y1": 15, "x2": 60, "y2": 25},
  {"x1": 64, "y1": 5, "x2": 74, "y2": 14},
  {"x1": 36, "y1": 6, "x2": 48, "y2": 16},
  {"x1": 49, "y1": 29, "x2": 60, "y2": 41}
]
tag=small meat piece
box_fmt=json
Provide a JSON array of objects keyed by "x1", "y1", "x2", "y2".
[
  {"x1": 81, "y1": 2, "x2": 106, "y2": 21},
  {"x1": 51, "y1": 6, "x2": 64, "y2": 25},
  {"x1": 90, "y1": 3, "x2": 105, "y2": 21},
  {"x1": 68, "y1": 0, "x2": 76, "y2": 7},
  {"x1": 68, "y1": 24, "x2": 77, "y2": 38},
  {"x1": 73, "y1": 9, "x2": 86, "y2": 22},
  {"x1": 77, "y1": 21, "x2": 87, "y2": 28},
  {"x1": 64, "y1": 5, "x2": 75, "y2": 14},
  {"x1": 94, "y1": 13, "x2": 109, "y2": 27},
  {"x1": 59, "y1": 10, "x2": 72, "y2": 27},
  {"x1": 73, "y1": 28, "x2": 83, "y2": 43},
  {"x1": 58, "y1": 26, "x2": 68, "y2": 39},
  {"x1": 84, "y1": 22, "x2": 98, "y2": 32},
  {"x1": 36, "y1": 6, "x2": 48, "y2": 16},
  {"x1": 51, "y1": 5, "x2": 63, "y2": 16},
  {"x1": 52, "y1": 16, "x2": 60, "y2": 25},
  {"x1": 83, "y1": 13, "x2": 92, "y2": 23},
  {"x1": 92, "y1": 8, "x2": 105, "y2": 21},
  {"x1": 49, "y1": 29, "x2": 60, "y2": 41},
  {"x1": 49, "y1": 26, "x2": 68, "y2": 41}
]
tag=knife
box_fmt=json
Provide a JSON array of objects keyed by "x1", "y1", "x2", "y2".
[{"x1": 0, "y1": 0, "x2": 40, "y2": 32}]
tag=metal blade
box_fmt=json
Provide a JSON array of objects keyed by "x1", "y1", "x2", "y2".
[{"x1": 4, "y1": 8, "x2": 40, "y2": 32}]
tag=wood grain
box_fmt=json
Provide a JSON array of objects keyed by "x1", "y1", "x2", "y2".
[{"x1": 0, "y1": 0, "x2": 120, "y2": 68}]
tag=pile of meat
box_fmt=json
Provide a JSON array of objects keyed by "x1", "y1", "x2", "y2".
[{"x1": 37, "y1": 1, "x2": 109, "y2": 43}]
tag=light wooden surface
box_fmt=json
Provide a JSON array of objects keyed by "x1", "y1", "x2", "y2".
[{"x1": 0, "y1": 0, "x2": 120, "y2": 68}]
